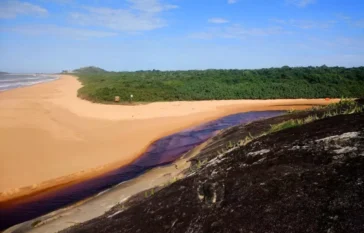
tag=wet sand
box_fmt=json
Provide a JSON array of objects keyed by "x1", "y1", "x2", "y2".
[{"x1": 0, "y1": 75, "x2": 338, "y2": 202}]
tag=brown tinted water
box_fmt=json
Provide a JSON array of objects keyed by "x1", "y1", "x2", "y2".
[{"x1": 0, "y1": 110, "x2": 284, "y2": 230}]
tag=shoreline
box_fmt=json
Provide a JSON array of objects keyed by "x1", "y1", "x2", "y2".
[
  {"x1": 0, "y1": 108, "x2": 288, "y2": 204},
  {"x1": 0, "y1": 74, "x2": 60, "y2": 93},
  {"x1": 0, "y1": 111, "x2": 241, "y2": 204},
  {"x1": 0, "y1": 75, "x2": 340, "y2": 203},
  {"x1": 3, "y1": 137, "x2": 216, "y2": 233}
]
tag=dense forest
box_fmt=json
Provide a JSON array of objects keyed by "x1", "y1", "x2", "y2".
[{"x1": 75, "y1": 66, "x2": 364, "y2": 103}]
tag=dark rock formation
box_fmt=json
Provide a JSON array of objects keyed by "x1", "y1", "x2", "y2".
[{"x1": 63, "y1": 112, "x2": 364, "y2": 233}]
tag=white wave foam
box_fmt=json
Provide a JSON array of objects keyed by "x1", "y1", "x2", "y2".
[
  {"x1": 0, "y1": 83, "x2": 17, "y2": 88},
  {"x1": 0, "y1": 77, "x2": 58, "y2": 91},
  {"x1": 0, "y1": 77, "x2": 53, "y2": 82}
]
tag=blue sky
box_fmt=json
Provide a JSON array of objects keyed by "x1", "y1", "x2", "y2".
[{"x1": 0, "y1": 0, "x2": 363, "y2": 73}]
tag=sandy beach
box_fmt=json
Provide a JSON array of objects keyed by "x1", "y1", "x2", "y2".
[{"x1": 0, "y1": 75, "x2": 338, "y2": 202}]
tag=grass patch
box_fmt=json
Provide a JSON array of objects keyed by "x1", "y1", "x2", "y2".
[
  {"x1": 144, "y1": 188, "x2": 155, "y2": 198},
  {"x1": 31, "y1": 220, "x2": 41, "y2": 227},
  {"x1": 270, "y1": 98, "x2": 362, "y2": 134},
  {"x1": 269, "y1": 119, "x2": 302, "y2": 133}
]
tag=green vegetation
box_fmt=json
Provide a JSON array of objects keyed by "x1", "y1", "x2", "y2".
[
  {"x1": 161, "y1": 176, "x2": 179, "y2": 188},
  {"x1": 75, "y1": 66, "x2": 364, "y2": 103},
  {"x1": 269, "y1": 99, "x2": 362, "y2": 133},
  {"x1": 326, "y1": 97, "x2": 363, "y2": 114},
  {"x1": 218, "y1": 99, "x2": 363, "y2": 155},
  {"x1": 171, "y1": 177, "x2": 178, "y2": 183},
  {"x1": 189, "y1": 159, "x2": 208, "y2": 172},
  {"x1": 196, "y1": 159, "x2": 208, "y2": 169},
  {"x1": 31, "y1": 220, "x2": 41, "y2": 227},
  {"x1": 269, "y1": 119, "x2": 304, "y2": 133},
  {"x1": 144, "y1": 188, "x2": 155, "y2": 198},
  {"x1": 287, "y1": 108, "x2": 297, "y2": 114},
  {"x1": 227, "y1": 141, "x2": 234, "y2": 149}
]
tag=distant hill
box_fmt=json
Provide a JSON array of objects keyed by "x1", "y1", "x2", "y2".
[
  {"x1": 0, "y1": 71, "x2": 9, "y2": 74},
  {"x1": 73, "y1": 66, "x2": 107, "y2": 74}
]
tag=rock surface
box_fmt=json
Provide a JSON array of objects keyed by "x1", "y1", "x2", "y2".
[{"x1": 63, "y1": 112, "x2": 364, "y2": 233}]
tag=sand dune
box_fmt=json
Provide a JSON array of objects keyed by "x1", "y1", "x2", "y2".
[{"x1": 0, "y1": 75, "x2": 338, "y2": 201}]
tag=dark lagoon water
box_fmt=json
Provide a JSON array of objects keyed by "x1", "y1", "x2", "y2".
[
  {"x1": 0, "y1": 110, "x2": 285, "y2": 230},
  {"x1": 0, "y1": 74, "x2": 58, "y2": 91}
]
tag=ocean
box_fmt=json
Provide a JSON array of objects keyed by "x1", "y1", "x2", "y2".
[{"x1": 0, "y1": 73, "x2": 59, "y2": 92}]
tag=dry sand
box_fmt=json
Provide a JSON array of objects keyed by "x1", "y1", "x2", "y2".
[{"x1": 0, "y1": 75, "x2": 338, "y2": 202}]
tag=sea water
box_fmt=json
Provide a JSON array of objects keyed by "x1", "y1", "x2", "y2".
[{"x1": 0, "y1": 73, "x2": 58, "y2": 91}]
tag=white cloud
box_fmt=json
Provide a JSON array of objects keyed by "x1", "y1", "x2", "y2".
[
  {"x1": 301, "y1": 36, "x2": 364, "y2": 52},
  {"x1": 291, "y1": 20, "x2": 336, "y2": 29},
  {"x1": 335, "y1": 37, "x2": 364, "y2": 49},
  {"x1": 190, "y1": 25, "x2": 286, "y2": 40},
  {"x1": 1, "y1": 24, "x2": 117, "y2": 39},
  {"x1": 44, "y1": 0, "x2": 74, "y2": 4},
  {"x1": 70, "y1": 0, "x2": 178, "y2": 32},
  {"x1": 335, "y1": 13, "x2": 364, "y2": 29},
  {"x1": 0, "y1": 0, "x2": 48, "y2": 19},
  {"x1": 271, "y1": 19, "x2": 286, "y2": 24},
  {"x1": 71, "y1": 7, "x2": 165, "y2": 31},
  {"x1": 127, "y1": 0, "x2": 178, "y2": 13},
  {"x1": 208, "y1": 18, "x2": 229, "y2": 24},
  {"x1": 189, "y1": 32, "x2": 215, "y2": 40},
  {"x1": 335, "y1": 13, "x2": 351, "y2": 21},
  {"x1": 272, "y1": 19, "x2": 336, "y2": 29},
  {"x1": 227, "y1": 0, "x2": 238, "y2": 4},
  {"x1": 225, "y1": 25, "x2": 285, "y2": 37},
  {"x1": 354, "y1": 20, "x2": 364, "y2": 28},
  {"x1": 286, "y1": 0, "x2": 316, "y2": 8},
  {"x1": 308, "y1": 37, "x2": 336, "y2": 47}
]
